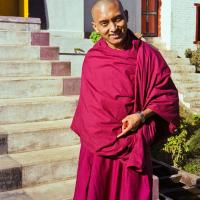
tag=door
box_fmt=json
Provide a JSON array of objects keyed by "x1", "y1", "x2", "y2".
[
  {"x1": 0, "y1": 0, "x2": 28, "y2": 17},
  {"x1": 142, "y1": 0, "x2": 158, "y2": 37}
]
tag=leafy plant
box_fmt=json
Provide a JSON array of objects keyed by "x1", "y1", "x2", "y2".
[
  {"x1": 186, "y1": 43, "x2": 200, "y2": 72},
  {"x1": 89, "y1": 31, "x2": 101, "y2": 43},
  {"x1": 183, "y1": 158, "x2": 200, "y2": 176},
  {"x1": 187, "y1": 128, "x2": 200, "y2": 155},
  {"x1": 185, "y1": 48, "x2": 193, "y2": 58},
  {"x1": 162, "y1": 119, "x2": 190, "y2": 167},
  {"x1": 152, "y1": 106, "x2": 200, "y2": 173}
]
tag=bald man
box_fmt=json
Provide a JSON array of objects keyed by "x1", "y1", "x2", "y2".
[{"x1": 71, "y1": 0, "x2": 179, "y2": 199}]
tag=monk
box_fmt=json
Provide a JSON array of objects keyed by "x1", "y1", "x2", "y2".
[{"x1": 70, "y1": 0, "x2": 180, "y2": 199}]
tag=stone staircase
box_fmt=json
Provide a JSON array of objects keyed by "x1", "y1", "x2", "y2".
[
  {"x1": 146, "y1": 37, "x2": 200, "y2": 115},
  {"x1": 0, "y1": 17, "x2": 80, "y2": 200}
]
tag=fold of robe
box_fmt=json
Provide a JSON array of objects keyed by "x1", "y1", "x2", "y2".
[{"x1": 71, "y1": 31, "x2": 180, "y2": 173}]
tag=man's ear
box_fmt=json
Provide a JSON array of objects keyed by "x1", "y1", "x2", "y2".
[
  {"x1": 92, "y1": 22, "x2": 99, "y2": 33},
  {"x1": 124, "y1": 9, "x2": 129, "y2": 22}
]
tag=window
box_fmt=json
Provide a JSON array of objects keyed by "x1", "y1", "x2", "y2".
[{"x1": 194, "y1": 3, "x2": 200, "y2": 43}]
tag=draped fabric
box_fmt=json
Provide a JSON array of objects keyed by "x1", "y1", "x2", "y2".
[{"x1": 71, "y1": 31, "x2": 179, "y2": 200}]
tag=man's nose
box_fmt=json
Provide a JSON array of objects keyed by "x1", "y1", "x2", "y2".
[{"x1": 110, "y1": 22, "x2": 117, "y2": 31}]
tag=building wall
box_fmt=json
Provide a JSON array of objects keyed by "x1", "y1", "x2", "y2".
[
  {"x1": 46, "y1": 0, "x2": 84, "y2": 37},
  {"x1": 171, "y1": 0, "x2": 200, "y2": 56},
  {"x1": 160, "y1": 0, "x2": 172, "y2": 49},
  {"x1": 161, "y1": 0, "x2": 200, "y2": 55},
  {"x1": 84, "y1": 0, "x2": 141, "y2": 33}
]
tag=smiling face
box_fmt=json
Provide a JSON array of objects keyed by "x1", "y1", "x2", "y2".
[{"x1": 92, "y1": 0, "x2": 128, "y2": 49}]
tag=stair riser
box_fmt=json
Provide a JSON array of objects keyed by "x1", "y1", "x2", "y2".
[
  {"x1": 0, "y1": 179, "x2": 76, "y2": 200},
  {"x1": 0, "y1": 62, "x2": 51, "y2": 77},
  {"x1": 0, "y1": 134, "x2": 7, "y2": 154},
  {"x1": 22, "y1": 158, "x2": 78, "y2": 187},
  {"x1": 0, "y1": 100, "x2": 78, "y2": 125},
  {"x1": 0, "y1": 156, "x2": 79, "y2": 192},
  {"x1": 0, "y1": 46, "x2": 59, "y2": 61},
  {"x1": 165, "y1": 57, "x2": 190, "y2": 65},
  {"x1": 170, "y1": 66, "x2": 196, "y2": 73},
  {"x1": 172, "y1": 79, "x2": 200, "y2": 84},
  {"x1": 7, "y1": 129, "x2": 80, "y2": 154},
  {"x1": 0, "y1": 167, "x2": 22, "y2": 192},
  {"x1": 0, "y1": 31, "x2": 49, "y2": 46},
  {"x1": 64, "y1": 78, "x2": 81, "y2": 95},
  {"x1": 0, "y1": 79, "x2": 63, "y2": 98},
  {"x1": 178, "y1": 88, "x2": 200, "y2": 93},
  {"x1": 31, "y1": 32, "x2": 49, "y2": 46},
  {"x1": 0, "y1": 62, "x2": 71, "y2": 77},
  {"x1": 0, "y1": 31, "x2": 30, "y2": 46},
  {"x1": 0, "y1": 46, "x2": 40, "y2": 61},
  {"x1": 179, "y1": 92, "x2": 200, "y2": 102},
  {"x1": 191, "y1": 104, "x2": 200, "y2": 109},
  {"x1": 0, "y1": 22, "x2": 40, "y2": 32}
]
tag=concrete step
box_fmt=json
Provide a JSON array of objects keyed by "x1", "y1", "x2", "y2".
[
  {"x1": 183, "y1": 95, "x2": 200, "y2": 102},
  {"x1": 0, "y1": 60, "x2": 71, "y2": 77},
  {"x1": 0, "y1": 30, "x2": 30, "y2": 46},
  {"x1": 179, "y1": 93, "x2": 200, "y2": 105},
  {"x1": 159, "y1": 49, "x2": 179, "y2": 58},
  {"x1": 165, "y1": 56, "x2": 190, "y2": 65},
  {"x1": 0, "y1": 119, "x2": 80, "y2": 154},
  {"x1": 0, "y1": 179, "x2": 75, "y2": 200},
  {"x1": 0, "y1": 77, "x2": 63, "y2": 99},
  {"x1": 0, "y1": 76, "x2": 80, "y2": 98},
  {"x1": 176, "y1": 82, "x2": 200, "y2": 91},
  {"x1": 0, "y1": 45, "x2": 59, "y2": 61},
  {"x1": 169, "y1": 64, "x2": 196, "y2": 73},
  {"x1": 172, "y1": 73, "x2": 200, "y2": 82},
  {"x1": 0, "y1": 16, "x2": 41, "y2": 32},
  {"x1": 0, "y1": 95, "x2": 79, "y2": 125},
  {"x1": 0, "y1": 30, "x2": 49, "y2": 46},
  {"x1": 0, "y1": 145, "x2": 80, "y2": 191}
]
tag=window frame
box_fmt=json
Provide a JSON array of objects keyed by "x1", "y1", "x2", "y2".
[{"x1": 194, "y1": 3, "x2": 200, "y2": 44}]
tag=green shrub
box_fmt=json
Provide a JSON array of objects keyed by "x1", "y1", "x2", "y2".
[
  {"x1": 152, "y1": 107, "x2": 200, "y2": 172},
  {"x1": 189, "y1": 44, "x2": 200, "y2": 69},
  {"x1": 183, "y1": 158, "x2": 200, "y2": 176},
  {"x1": 162, "y1": 119, "x2": 190, "y2": 167},
  {"x1": 89, "y1": 31, "x2": 101, "y2": 43},
  {"x1": 185, "y1": 48, "x2": 193, "y2": 58},
  {"x1": 187, "y1": 128, "x2": 200, "y2": 155}
]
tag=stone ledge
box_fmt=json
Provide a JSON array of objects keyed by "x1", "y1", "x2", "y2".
[{"x1": 0, "y1": 16, "x2": 41, "y2": 25}]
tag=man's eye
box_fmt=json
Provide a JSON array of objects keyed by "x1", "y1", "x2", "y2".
[
  {"x1": 115, "y1": 17, "x2": 122, "y2": 22},
  {"x1": 101, "y1": 22, "x2": 108, "y2": 26}
]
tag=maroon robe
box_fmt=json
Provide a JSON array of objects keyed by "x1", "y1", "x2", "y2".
[{"x1": 71, "y1": 32, "x2": 179, "y2": 200}]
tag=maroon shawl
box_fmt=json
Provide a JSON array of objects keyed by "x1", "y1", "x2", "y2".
[{"x1": 71, "y1": 34, "x2": 179, "y2": 172}]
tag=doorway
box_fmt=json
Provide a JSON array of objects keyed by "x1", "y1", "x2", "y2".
[{"x1": 29, "y1": 0, "x2": 49, "y2": 29}]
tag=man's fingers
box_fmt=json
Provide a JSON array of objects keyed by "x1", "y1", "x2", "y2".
[
  {"x1": 117, "y1": 131, "x2": 126, "y2": 138},
  {"x1": 117, "y1": 125, "x2": 131, "y2": 138}
]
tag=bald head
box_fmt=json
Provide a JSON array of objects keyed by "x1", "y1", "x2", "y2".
[
  {"x1": 91, "y1": 0, "x2": 128, "y2": 49},
  {"x1": 91, "y1": 0, "x2": 124, "y2": 21}
]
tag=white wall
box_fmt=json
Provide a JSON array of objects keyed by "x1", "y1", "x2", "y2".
[
  {"x1": 171, "y1": 0, "x2": 200, "y2": 56},
  {"x1": 161, "y1": 0, "x2": 200, "y2": 55},
  {"x1": 84, "y1": 0, "x2": 141, "y2": 33},
  {"x1": 46, "y1": 0, "x2": 84, "y2": 38},
  {"x1": 160, "y1": 0, "x2": 172, "y2": 49}
]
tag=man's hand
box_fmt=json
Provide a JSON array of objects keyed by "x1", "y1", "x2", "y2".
[{"x1": 117, "y1": 113, "x2": 142, "y2": 138}]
